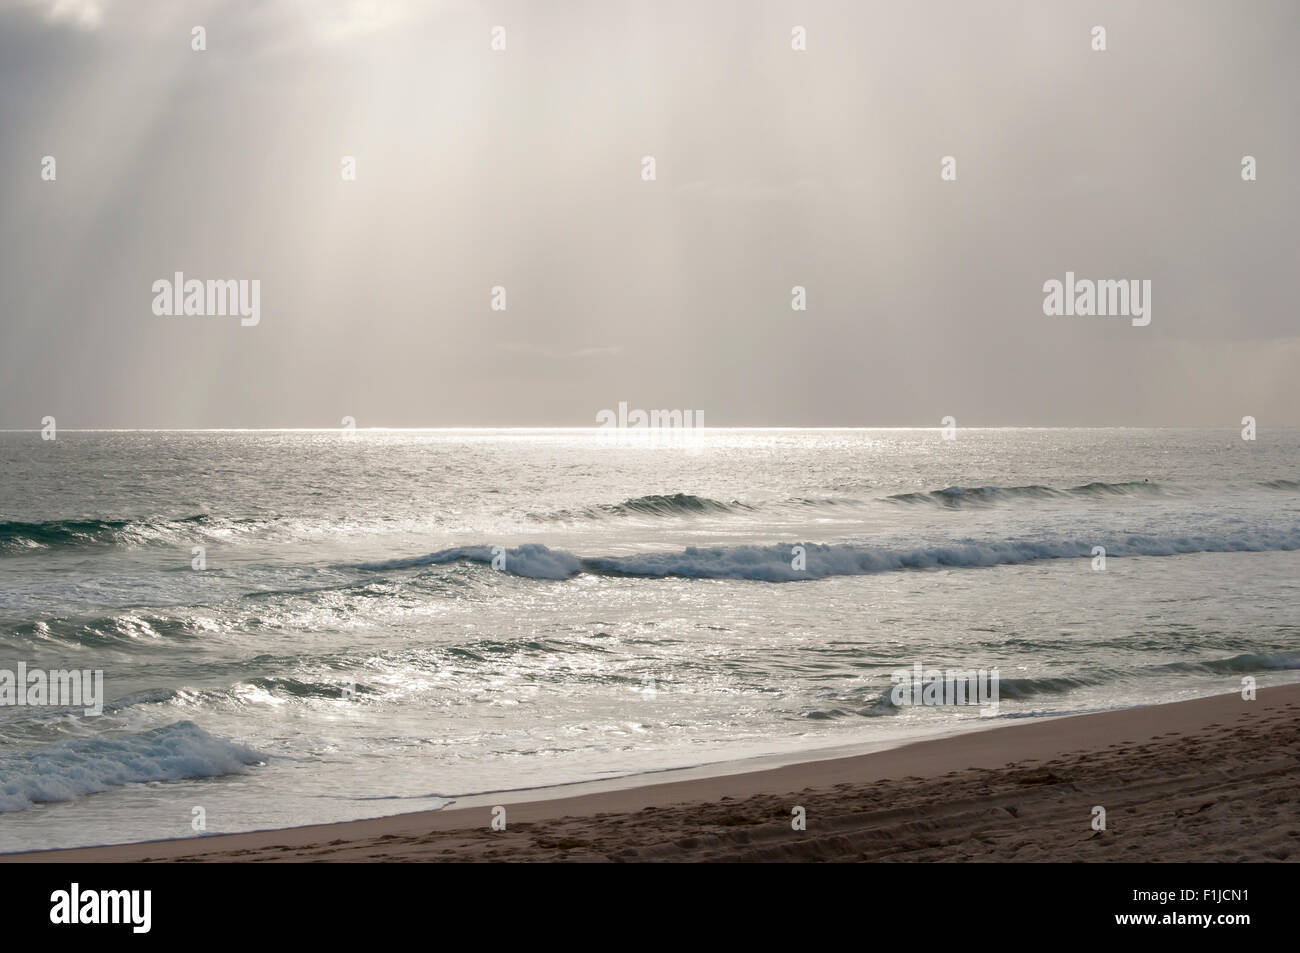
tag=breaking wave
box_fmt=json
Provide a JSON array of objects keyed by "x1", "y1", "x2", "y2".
[
  {"x1": 356, "y1": 525, "x2": 1300, "y2": 582},
  {"x1": 0, "y1": 515, "x2": 260, "y2": 553},
  {"x1": 884, "y1": 481, "x2": 1165, "y2": 507},
  {"x1": 0, "y1": 721, "x2": 263, "y2": 813},
  {"x1": 884, "y1": 478, "x2": 1300, "y2": 507},
  {"x1": 535, "y1": 493, "x2": 753, "y2": 522}
]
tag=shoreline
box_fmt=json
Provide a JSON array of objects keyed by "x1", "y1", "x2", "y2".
[{"x1": 9, "y1": 683, "x2": 1299, "y2": 862}]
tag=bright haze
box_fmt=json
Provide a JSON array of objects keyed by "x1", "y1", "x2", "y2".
[{"x1": 0, "y1": 0, "x2": 1296, "y2": 428}]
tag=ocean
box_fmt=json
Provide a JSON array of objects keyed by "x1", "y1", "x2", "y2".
[{"x1": 1, "y1": 428, "x2": 1298, "y2": 851}]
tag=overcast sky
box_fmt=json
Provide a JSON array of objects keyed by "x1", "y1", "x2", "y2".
[{"x1": 1, "y1": 0, "x2": 1296, "y2": 427}]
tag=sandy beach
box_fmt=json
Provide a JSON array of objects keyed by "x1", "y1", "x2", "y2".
[{"x1": 10, "y1": 683, "x2": 1298, "y2": 863}]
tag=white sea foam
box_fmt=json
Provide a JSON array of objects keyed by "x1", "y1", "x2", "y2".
[{"x1": 0, "y1": 720, "x2": 262, "y2": 813}]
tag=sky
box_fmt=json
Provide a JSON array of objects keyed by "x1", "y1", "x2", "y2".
[{"x1": 0, "y1": 0, "x2": 1297, "y2": 428}]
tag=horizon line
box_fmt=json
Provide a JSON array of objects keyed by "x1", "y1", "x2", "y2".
[{"x1": 0, "y1": 425, "x2": 1291, "y2": 433}]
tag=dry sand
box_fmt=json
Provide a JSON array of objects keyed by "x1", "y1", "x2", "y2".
[{"x1": 9, "y1": 683, "x2": 1300, "y2": 862}]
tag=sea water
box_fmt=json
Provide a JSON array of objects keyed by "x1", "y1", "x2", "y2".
[{"x1": 1, "y1": 428, "x2": 1297, "y2": 850}]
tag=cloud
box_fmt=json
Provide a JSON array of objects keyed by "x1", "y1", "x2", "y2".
[
  {"x1": 308, "y1": 0, "x2": 407, "y2": 44},
  {"x1": 12, "y1": 0, "x2": 105, "y2": 29},
  {"x1": 2, "y1": 0, "x2": 420, "y2": 46}
]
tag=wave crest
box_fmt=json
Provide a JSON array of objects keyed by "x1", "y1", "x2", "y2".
[
  {"x1": 0, "y1": 721, "x2": 262, "y2": 813},
  {"x1": 884, "y1": 481, "x2": 1163, "y2": 507},
  {"x1": 535, "y1": 494, "x2": 752, "y2": 522},
  {"x1": 0, "y1": 515, "x2": 257, "y2": 553},
  {"x1": 356, "y1": 526, "x2": 1300, "y2": 583}
]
